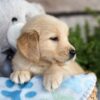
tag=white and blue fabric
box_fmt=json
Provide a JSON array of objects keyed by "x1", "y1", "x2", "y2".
[{"x1": 0, "y1": 73, "x2": 96, "y2": 100}]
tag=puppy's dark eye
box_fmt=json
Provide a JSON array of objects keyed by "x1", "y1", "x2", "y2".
[{"x1": 50, "y1": 37, "x2": 58, "y2": 41}]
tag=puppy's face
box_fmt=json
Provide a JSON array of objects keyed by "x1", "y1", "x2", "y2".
[
  {"x1": 17, "y1": 15, "x2": 76, "y2": 64},
  {"x1": 39, "y1": 23, "x2": 75, "y2": 63}
]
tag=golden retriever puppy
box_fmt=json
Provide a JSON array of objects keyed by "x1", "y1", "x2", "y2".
[{"x1": 10, "y1": 15, "x2": 84, "y2": 91}]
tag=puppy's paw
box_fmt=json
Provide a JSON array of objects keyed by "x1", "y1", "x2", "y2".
[
  {"x1": 10, "y1": 71, "x2": 31, "y2": 84},
  {"x1": 43, "y1": 72, "x2": 63, "y2": 91}
]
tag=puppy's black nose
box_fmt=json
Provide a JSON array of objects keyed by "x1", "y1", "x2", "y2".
[{"x1": 69, "y1": 49, "x2": 76, "y2": 57}]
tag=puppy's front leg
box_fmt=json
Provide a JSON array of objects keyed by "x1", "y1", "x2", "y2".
[
  {"x1": 43, "y1": 64, "x2": 64, "y2": 91},
  {"x1": 10, "y1": 51, "x2": 32, "y2": 84},
  {"x1": 10, "y1": 70, "x2": 32, "y2": 84}
]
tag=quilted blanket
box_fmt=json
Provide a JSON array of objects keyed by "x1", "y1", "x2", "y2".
[{"x1": 0, "y1": 73, "x2": 96, "y2": 100}]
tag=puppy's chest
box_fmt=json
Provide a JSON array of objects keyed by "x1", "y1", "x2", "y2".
[{"x1": 30, "y1": 64, "x2": 48, "y2": 75}]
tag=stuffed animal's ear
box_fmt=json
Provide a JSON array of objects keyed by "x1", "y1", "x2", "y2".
[
  {"x1": 17, "y1": 30, "x2": 40, "y2": 62},
  {"x1": 26, "y1": 3, "x2": 45, "y2": 21},
  {"x1": 31, "y1": 3, "x2": 45, "y2": 14}
]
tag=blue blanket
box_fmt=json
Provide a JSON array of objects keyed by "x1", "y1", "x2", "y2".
[{"x1": 0, "y1": 73, "x2": 96, "y2": 100}]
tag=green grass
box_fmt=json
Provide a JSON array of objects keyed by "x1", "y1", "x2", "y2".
[{"x1": 69, "y1": 21, "x2": 100, "y2": 81}]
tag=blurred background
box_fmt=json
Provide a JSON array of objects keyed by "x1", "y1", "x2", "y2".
[{"x1": 28, "y1": 0, "x2": 100, "y2": 97}]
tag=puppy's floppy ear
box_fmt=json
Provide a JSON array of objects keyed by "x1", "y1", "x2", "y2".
[{"x1": 17, "y1": 30, "x2": 40, "y2": 62}]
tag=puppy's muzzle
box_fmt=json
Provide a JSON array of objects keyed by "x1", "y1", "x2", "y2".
[{"x1": 69, "y1": 49, "x2": 76, "y2": 59}]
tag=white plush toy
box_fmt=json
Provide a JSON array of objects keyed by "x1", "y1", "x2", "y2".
[
  {"x1": 6, "y1": 0, "x2": 45, "y2": 49},
  {"x1": 0, "y1": 0, "x2": 45, "y2": 76},
  {"x1": 7, "y1": 22, "x2": 26, "y2": 49}
]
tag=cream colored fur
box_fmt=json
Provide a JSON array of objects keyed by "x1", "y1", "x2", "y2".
[{"x1": 10, "y1": 15, "x2": 84, "y2": 91}]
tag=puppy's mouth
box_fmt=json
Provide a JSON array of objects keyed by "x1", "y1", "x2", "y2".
[
  {"x1": 68, "y1": 54, "x2": 76, "y2": 61},
  {"x1": 54, "y1": 54, "x2": 76, "y2": 64}
]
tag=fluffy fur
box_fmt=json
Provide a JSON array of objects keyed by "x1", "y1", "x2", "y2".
[{"x1": 10, "y1": 15, "x2": 84, "y2": 91}]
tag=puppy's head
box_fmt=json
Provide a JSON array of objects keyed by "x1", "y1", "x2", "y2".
[{"x1": 17, "y1": 15, "x2": 76, "y2": 64}]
